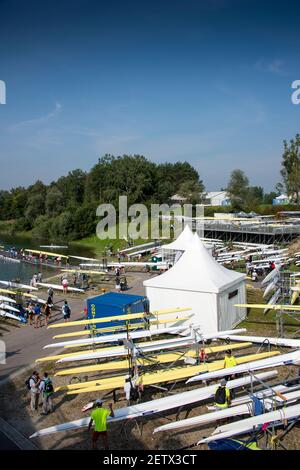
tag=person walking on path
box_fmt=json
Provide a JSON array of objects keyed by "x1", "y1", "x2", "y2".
[
  {"x1": 62, "y1": 300, "x2": 71, "y2": 322},
  {"x1": 47, "y1": 287, "x2": 54, "y2": 305},
  {"x1": 27, "y1": 302, "x2": 35, "y2": 326},
  {"x1": 34, "y1": 303, "x2": 42, "y2": 328},
  {"x1": 88, "y1": 400, "x2": 114, "y2": 450},
  {"x1": 39, "y1": 372, "x2": 54, "y2": 415},
  {"x1": 62, "y1": 277, "x2": 68, "y2": 294},
  {"x1": 28, "y1": 371, "x2": 41, "y2": 412},
  {"x1": 44, "y1": 303, "x2": 51, "y2": 326}
]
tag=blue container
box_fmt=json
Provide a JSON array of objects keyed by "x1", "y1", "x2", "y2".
[{"x1": 86, "y1": 292, "x2": 149, "y2": 333}]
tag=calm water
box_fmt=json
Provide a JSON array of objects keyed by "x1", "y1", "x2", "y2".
[{"x1": 0, "y1": 233, "x2": 96, "y2": 283}]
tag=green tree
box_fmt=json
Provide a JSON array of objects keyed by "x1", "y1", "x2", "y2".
[
  {"x1": 25, "y1": 193, "x2": 46, "y2": 222},
  {"x1": 263, "y1": 191, "x2": 278, "y2": 205},
  {"x1": 177, "y1": 179, "x2": 205, "y2": 204},
  {"x1": 226, "y1": 169, "x2": 249, "y2": 210},
  {"x1": 56, "y1": 169, "x2": 86, "y2": 207},
  {"x1": 280, "y1": 134, "x2": 300, "y2": 203},
  {"x1": 244, "y1": 186, "x2": 264, "y2": 210},
  {"x1": 32, "y1": 215, "x2": 52, "y2": 239},
  {"x1": 11, "y1": 187, "x2": 28, "y2": 218},
  {"x1": 45, "y1": 187, "x2": 64, "y2": 216}
]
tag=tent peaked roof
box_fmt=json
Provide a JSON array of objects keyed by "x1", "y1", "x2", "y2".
[
  {"x1": 162, "y1": 224, "x2": 194, "y2": 251},
  {"x1": 144, "y1": 234, "x2": 245, "y2": 293}
]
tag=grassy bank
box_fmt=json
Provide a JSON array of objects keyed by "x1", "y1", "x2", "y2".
[{"x1": 71, "y1": 233, "x2": 151, "y2": 256}]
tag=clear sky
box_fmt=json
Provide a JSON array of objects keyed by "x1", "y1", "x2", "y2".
[{"x1": 0, "y1": 0, "x2": 300, "y2": 192}]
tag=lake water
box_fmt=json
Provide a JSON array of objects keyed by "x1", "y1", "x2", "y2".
[{"x1": 0, "y1": 233, "x2": 96, "y2": 283}]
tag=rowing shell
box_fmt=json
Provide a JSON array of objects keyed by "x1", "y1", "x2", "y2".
[
  {"x1": 59, "y1": 351, "x2": 279, "y2": 395},
  {"x1": 29, "y1": 372, "x2": 276, "y2": 439},
  {"x1": 37, "y1": 282, "x2": 84, "y2": 293}
]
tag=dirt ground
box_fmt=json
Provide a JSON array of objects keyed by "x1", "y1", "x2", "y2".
[{"x1": 1, "y1": 338, "x2": 300, "y2": 451}]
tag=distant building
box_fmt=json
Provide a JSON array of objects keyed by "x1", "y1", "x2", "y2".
[
  {"x1": 170, "y1": 190, "x2": 230, "y2": 206},
  {"x1": 170, "y1": 194, "x2": 187, "y2": 203},
  {"x1": 272, "y1": 194, "x2": 290, "y2": 205},
  {"x1": 203, "y1": 191, "x2": 230, "y2": 206}
]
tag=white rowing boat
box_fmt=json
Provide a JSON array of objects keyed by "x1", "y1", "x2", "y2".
[
  {"x1": 0, "y1": 280, "x2": 38, "y2": 291},
  {"x1": 0, "y1": 295, "x2": 16, "y2": 304},
  {"x1": 186, "y1": 350, "x2": 300, "y2": 383},
  {"x1": 0, "y1": 309, "x2": 22, "y2": 322},
  {"x1": 0, "y1": 303, "x2": 20, "y2": 313},
  {"x1": 264, "y1": 288, "x2": 281, "y2": 314},
  {"x1": 37, "y1": 282, "x2": 84, "y2": 293},
  {"x1": 154, "y1": 385, "x2": 300, "y2": 434},
  {"x1": 29, "y1": 372, "x2": 276, "y2": 439},
  {"x1": 43, "y1": 327, "x2": 246, "y2": 351},
  {"x1": 225, "y1": 334, "x2": 300, "y2": 349},
  {"x1": 198, "y1": 403, "x2": 300, "y2": 444}
]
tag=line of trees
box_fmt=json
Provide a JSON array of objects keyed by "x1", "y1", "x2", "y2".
[
  {"x1": 0, "y1": 154, "x2": 204, "y2": 240},
  {"x1": 1, "y1": 133, "x2": 300, "y2": 241},
  {"x1": 225, "y1": 169, "x2": 279, "y2": 211},
  {"x1": 226, "y1": 133, "x2": 300, "y2": 210}
]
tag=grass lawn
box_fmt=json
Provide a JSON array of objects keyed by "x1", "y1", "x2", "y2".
[{"x1": 241, "y1": 285, "x2": 300, "y2": 337}]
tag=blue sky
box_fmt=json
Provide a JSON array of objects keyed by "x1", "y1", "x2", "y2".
[{"x1": 0, "y1": 0, "x2": 300, "y2": 192}]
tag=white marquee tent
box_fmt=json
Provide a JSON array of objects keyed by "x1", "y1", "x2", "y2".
[
  {"x1": 144, "y1": 234, "x2": 246, "y2": 333},
  {"x1": 161, "y1": 225, "x2": 195, "y2": 265}
]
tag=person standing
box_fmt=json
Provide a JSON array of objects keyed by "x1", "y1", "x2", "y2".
[
  {"x1": 39, "y1": 372, "x2": 54, "y2": 415},
  {"x1": 37, "y1": 271, "x2": 43, "y2": 283},
  {"x1": 28, "y1": 371, "x2": 41, "y2": 412},
  {"x1": 47, "y1": 287, "x2": 54, "y2": 305},
  {"x1": 223, "y1": 349, "x2": 237, "y2": 379},
  {"x1": 88, "y1": 400, "x2": 114, "y2": 450},
  {"x1": 115, "y1": 277, "x2": 121, "y2": 292},
  {"x1": 27, "y1": 302, "x2": 35, "y2": 326},
  {"x1": 214, "y1": 379, "x2": 231, "y2": 410},
  {"x1": 34, "y1": 303, "x2": 42, "y2": 328},
  {"x1": 62, "y1": 277, "x2": 68, "y2": 294},
  {"x1": 62, "y1": 300, "x2": 71, "y2": 322},
  {"x1": 31, "y1": 274, "x2": 37, "y2": 287},
  {"x1": 44, "y1": 303, "x2": 51, "y2": 326},
  {"x1": 223, "y1": 350, "x2": 237, "y2": 369}
]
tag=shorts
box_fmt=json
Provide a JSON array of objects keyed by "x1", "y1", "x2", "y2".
[
  {"x1": 92, "y1": 430, "x2": 107, "y2": 442},
  {"x1": 63, "y1": 313, "x2": 70, "y2": 319}
]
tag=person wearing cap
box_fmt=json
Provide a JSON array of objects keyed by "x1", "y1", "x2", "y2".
[
  {"x1": 223, "y1": 350, "x2": 237, "y2": 369},
  {"x1": 88, "y1": 399, "x2": 114, "y2": 450},
  {"x1": 214, "y1": 379, "x2": 231, "y2": 409}
]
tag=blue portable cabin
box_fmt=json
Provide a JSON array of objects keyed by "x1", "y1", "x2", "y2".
[{"x1": 86, "y1": 292, "x2": 149, "y2": 333}]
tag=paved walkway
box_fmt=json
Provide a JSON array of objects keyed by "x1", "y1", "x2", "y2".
[
  {"x1": 0, "y1": 430, "x2": 19, "y2": 450},
  {"x1": 0, "y1": 273, "x2": 150, "y2": 384}
]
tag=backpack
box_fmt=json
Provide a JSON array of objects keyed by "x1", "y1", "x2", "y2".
[
  {"x1": 25, "y1": 376, "x2": 35, "y2": 390},
  {"x1": 63, "y1": 305, "x2": 70, "y2": 315},
  {"x1": 215, "y1": 386, "x2": 226, "y2": 405},
  {"x1": 44, "y1": 378, "x2": 54, "y2": 395}
]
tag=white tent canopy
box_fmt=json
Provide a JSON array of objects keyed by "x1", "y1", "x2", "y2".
[
  {"x1": 144, "y1": 234, "x2": 246, "y2": 333},
  {"x1": 161, "y1": 224, "x2": 194, "y2": 251}
]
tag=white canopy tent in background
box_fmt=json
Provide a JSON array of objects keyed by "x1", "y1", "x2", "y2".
[
  {"x1": 161, "y1": 225, "x2": 195, "y2": 266},
  {"x1": 144, "y1": 234, "x2": 246, "y2": 333}
]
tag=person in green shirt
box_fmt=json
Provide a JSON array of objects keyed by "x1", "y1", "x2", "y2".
[{"x1": 88, "y1": 399, "x2": 114, "y2": 450}]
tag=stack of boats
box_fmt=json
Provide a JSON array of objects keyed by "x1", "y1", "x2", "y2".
[{"x1": 30, "y1": 305, "x2": 300, "y2": 448}]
